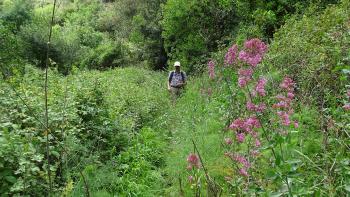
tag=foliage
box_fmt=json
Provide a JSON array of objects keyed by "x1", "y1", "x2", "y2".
[
  {"x1": 0, "y1": 21, "x2": 25, "y2": 78},
  {"x1": 80, "y1": 40, "x2": 129, "y2": 70},
  {"x1": 0, "y1": 66, "x2": 170, "y2": 196},
  {"x1": 162, "y1": 0, "x2": 238, "y2": 73},
  {"x1": 266, "y1": 0, "x2": 350, "y2": 107},
  {"x1": 0, "y1": 0, "x2": 33, "y2": 32},
  {"x1": 161, "y1": 0, "x2": 340, "y2": 74},
  {"x1": 163, "y1": 36, "x2": 349, "y2": 195},
  {"x1": 0, "y1": 0, "x2": 349, "y2": 196}
]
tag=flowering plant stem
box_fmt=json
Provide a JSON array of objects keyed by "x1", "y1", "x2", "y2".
[
  {"x1": 245, "y1": 86, "x2": 293, "y2": 196},
  {"x1": 191, "y1": 139, "x2": 221, "y2": 196}
]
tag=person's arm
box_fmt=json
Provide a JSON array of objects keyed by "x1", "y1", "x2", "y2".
[
  {"x1": 182, "y1": 72, "x2": 187, "y2": 87},
  {"x1": 167, "y1": 72, "x2": 171, "y2": 90}
]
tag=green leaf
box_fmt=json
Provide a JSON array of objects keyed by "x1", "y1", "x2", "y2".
[
  {"x1": 276, "y1": 154, "x2": 282, "y2": 166},
  {"x1": 5, "y1": 176, "x2": 17, "y2": 183},
  {"x1": 51, "y1": 151, "x2": 60, "y2": 158},
  {"x1": 266, "y1": 169, "x2": 278, "y2": 179},
  {"x1": 345, "y1": 185, "x2": 350, "y2": 192}
]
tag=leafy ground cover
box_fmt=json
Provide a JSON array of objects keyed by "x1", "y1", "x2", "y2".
[{"x1": 0, "y1": 0, "x2": 349, "y2": 196}]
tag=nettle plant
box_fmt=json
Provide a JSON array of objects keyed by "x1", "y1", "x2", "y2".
[{"x1": 187, "y1": 38, "x2": 301, "y2": 195}]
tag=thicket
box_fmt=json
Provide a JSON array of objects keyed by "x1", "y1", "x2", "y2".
[
  {"x1": 0, "y1": 0, "x2": 349, "y2": 196},
  {"x1": 163, "y1": 1, "x2": 349, "y2": 196},
  {"x1": 0, "y1": 0, "x2": 168, "y2": 73},
  {"x1": 0, "y1": 67, "x2": 170, "y2": 195},
  {"x1": 161, "y1": 0, "x2": 340, "y2": 73},
  {"x1": 1, "y1": 0, "x2": 341, "y2": 75}
]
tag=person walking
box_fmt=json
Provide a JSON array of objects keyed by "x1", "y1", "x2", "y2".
[{"x1": 168, "y1": 61, "x2": 187, "y2": 100}]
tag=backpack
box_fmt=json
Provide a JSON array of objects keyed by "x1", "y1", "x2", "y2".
[{"x1": 169, "y1": 71, "x2": 185, "y2": 83}]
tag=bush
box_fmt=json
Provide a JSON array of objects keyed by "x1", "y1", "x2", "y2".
[
  {"x1": 0, "y1": 21, "x2": 25, "y2": 79},
  {"x1": 80, "y1": 40, "x2": 130, "y2": 69},
  {"x1": 266, "y1": 0, "x2": 350, "y2": 106},
  {"x1": 0, "y1": 0, "x2": 33, "y2": 31}
]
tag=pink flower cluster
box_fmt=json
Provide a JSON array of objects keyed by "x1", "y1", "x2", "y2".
[
  {"x1": 246, "y1": 101, "x2": 266, "y2": 113},
  {"x1": 228, "y1": 116, "x2": 261, "y2": 153},
  {"x1": 224, "y1": 137, "x2": 233, "y2": 145},
  {"x1": 280, "y1": 77, "x2": 295, "y2": 92},
  {"x1": 253, "y1": 78, "x2": 267, "y2": 97},
  {"x1": 273, "y1": 77, "x2": 298, "y2": 128},
  {"x1": 224, "y1": 116, "x2": 262, "y2": 177},
  {"x1": 229, "y1": 116, "x2": 261, "y2": 134},
  {"x1": 345, "y1": 104, "x2": 350, "y2": 111},
  {"x1": 208, "y1": 60, "x2": 215, "y2": 79},
  {"x1": 224, "y1": 44, "x2": 238, "y2": 65},
  {"x1": 238, "y1": 68, "x2": 253, "y2": 87},
  {"x1": 224, "y1": 153, "x2": 251, "y2": 177},
  {"x1": 238, "y1": 38, "x2": 268, "y2": 67},
  {"x1": 187, "y1": 153, "x2": 200, "y2": 170}
]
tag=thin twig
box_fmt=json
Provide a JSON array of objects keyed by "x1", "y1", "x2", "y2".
[
  {"x1": 79, "y1": 171, "x2": 91, "y2": 197},
  {"x1": 44, "y1": 0, "x2": 58, "y2": 195}
]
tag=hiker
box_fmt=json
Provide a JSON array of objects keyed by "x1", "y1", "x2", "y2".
[{"x1": 168, "y1": 61, "x2": 187, "y2": 99}]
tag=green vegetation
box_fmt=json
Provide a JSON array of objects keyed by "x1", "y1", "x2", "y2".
[
  {"x1": 0, "y1": 0, "x2": 349, "y2": 196},
  {"x1": 0, "y1": 67, "x2": 170, "y2": 195}
]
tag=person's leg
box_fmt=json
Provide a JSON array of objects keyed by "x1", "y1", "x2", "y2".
[{"x1": 170, "y1": 87, "x2": 178, "y2": 103}]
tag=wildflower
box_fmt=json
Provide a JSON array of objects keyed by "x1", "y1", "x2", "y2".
[
  {"x1": 254, "y1": 77, "x2": 267, "y2": 97},
  {"x1": 244, "y1": 116, "x2": 261, "y2": 130},
  {"x1": 187, "y1": 153, "x2": 200, "y2": 169},
  {"x1": 273, "y1": 94, "x2": 292, "y2": 109},
  {"x1": 239, "y1": 168, "x2": 249, "y2": 177},
  {"x1": 255, "y1": 139, "x2": 261, "y2": 147},
  {"x1": 294, "y1": 121, "x2": 299, "y2": 128},
  {"x1": 343, "y1": 104, "x2": 350, "y2": 111},
  {"x1": 230, "y1": 116, "x2": 261, "y2": 133},
  {"x1": 287, "y1": 92, "x2": 295, "y2": 99},
  {"x1": 188, "y1": 176, "x2": 194, "y2": 183},
  {"x1": 272, "y1": 101, "x2": 289, "y2": 109},
  {"x1": 246, "y1": 101, "x2": 256, "y2": 111},
  {"x1": 257, "y1": 103, "x2": 267, "y2": 112},
  {"x1": 238, "y1": 38, "x2": 268, "y2": 67},
  {"x1": 277, "y1": 111, "x2": 291, "y2": 126},
  {"x1": 238, "y1": 68, "x2": 254, "y2": 87},
  {"x1": 251, "y1": 131, "x2": 258, "y2": 138},
  {"x1": 224, "y1": 137, "x2": 233, "y2": 145},
  {"x1": 234, "y1": 154, "x2": 251, "y2": 168},
  {"x1": 280, "y1": 77, "x2": 295, "y2": 92},
  {"x1": 224, "y1": 44, "x2": 238, "y2": 65},
  {"x1": 236, "y1": 133, "x2": 245, "y2": 143},
  {"x1": 246, "y1": 101, "x2": 266, "y2": 113},
  {"x1": 208, "y1": 60, "x2": 215, "y2": 79},
  {"x1": 347, "y1": 90, "x2": 350, "y2": 98},
  {"x1": 229, "y1": 118, "x2": 244, "y2": 130}
]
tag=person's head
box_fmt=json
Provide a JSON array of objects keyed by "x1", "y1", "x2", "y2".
[{"x1": 174, "y1": 61, "x2": 181, "y2": 72}]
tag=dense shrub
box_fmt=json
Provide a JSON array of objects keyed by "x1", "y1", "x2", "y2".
[
  {"x1": 266, "y1": 0, "x2": 350, "y2": 106},
  {"x1": 0, "y1": 21, "x2": 25, "y2": 78},
  {"x1": 80, "y1": 41, "x2": 129, "y2": 70},
  {"x1": 0, "y1": 0, "x2": 33, "y2": 31},
  {"x1": 162, "y1": 0, "x2": 239, "y2": 73},
  {"x1": 0, "y1": 66, "x2": 170, "y2": 196},
  {"x1": 161, "y1": 0, "x2": 340, "y2": 74}
]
